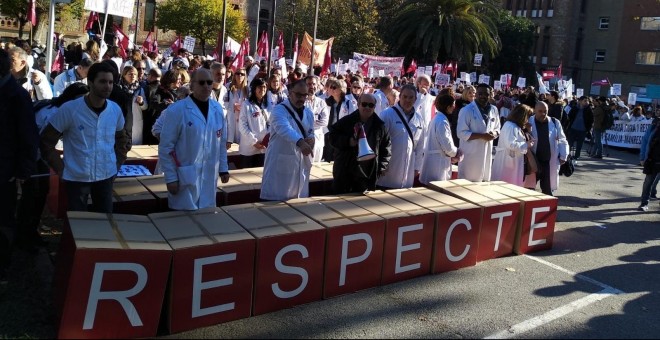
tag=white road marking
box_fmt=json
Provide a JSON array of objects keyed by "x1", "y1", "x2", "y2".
[{"x1": 483, "y1": 255, "x2": 624, "y2": 339}]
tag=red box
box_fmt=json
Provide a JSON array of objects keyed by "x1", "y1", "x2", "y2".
[
  {"x1": 137, "y1": 175, "x2": 170, "y2": 211},
  {"x1": 216, "y1": 168, "x2": 263, "y2": 206},
  {"x1": 54, "y1": 212, "x2": 172, "y2": 339},
  {"x1": 438, "y1": 184, "x2": 521, "y2": 262},
  {"x1": 286, "y1": 196, "x2": 386, "y2": 298},
  {"x1": 109, "y1": 177, "x2": 158, "y2": 215},
  {"x1": 383, "y1": 187, "x2": 483, "y2": 274},
  {"x1": 149, "y1": 208, "x2": 256, "y2": 334},
  {"x1": 357, "y1": 191, "x2": 436, "y2": 285},
  {"x1": 47, "y1": 168, "x2": 68, "y2": 219},
  {"x1": 222, "y1": 202, "x2": 326, "y2": 315},
  {"x1": 486, "y1": 184, "x2": 558, "y2": 254}
]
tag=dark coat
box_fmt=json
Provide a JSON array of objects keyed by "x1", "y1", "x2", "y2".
[
  {"x1": 328, "y1": 110, "x2": 391, "y2": 194},
  {"x1": 567, "y1": 105, "x2": 594, "y2": 132},
  {"x1": 0, "y1": 74, "x2": 39, "y2": 182}
]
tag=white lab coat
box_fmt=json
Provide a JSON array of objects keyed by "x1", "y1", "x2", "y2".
[
  {"x1": 158, "y1": 96, "x2": 229, "y2": 210},
  {"x1": 491, "y1": 121, "x2": 528, "y2": 187},
  {"x1": 260, "y1": 100, "x2": 315, "y2": 201},
  {"x1": 238, "y1": 100, "x2": 269, "y2": 156},
  {"x1": 415, "y1": 91, "x2": 436, "y2": 128},
  {"x1": 227, "y1": 88, "x2": 248, "y2": 143},
  {"x1": 457, "y1": 101, "x2": 501, "y2": 182},
  {"x1": 20, "y1": 68, "x2": 53, "y2": 101},
  {"x1": 52, "y1": 68, "x2": 87, "y2": 97},
  {"x1": 419, "y1": 112, "x2": 457, "y2": 185},
  {"x1": 306, "y1": 95, "x2": 329, "y2": 163},
  {"x1": 130, "y1": 86, "x2": 148, "y2": 145},
  {"x1": 523, "y1": 117, "x2": 569, "y2": 191},
  {"x1": 373, "y1": 89, "x2": 390, "y2": 116},
  {"x1": 377, "y1": 103, "x2": 426, "y2": 189},
  {"x1": 345, "y1": 93, "x2": 360, "y2": 113},
  {"x1": 210, "y1": 85, "x2": 229, "y2": 113}
]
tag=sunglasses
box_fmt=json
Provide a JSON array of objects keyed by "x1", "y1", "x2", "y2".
[
  {"x1": 135, "y1": 67, "x2": 145, "y2": 70},
  {"x1": 197, "y1": 80, "x2": 213, "y2": 86},
  {"x1": 361, "y1": 102, "x2": 375, "y2": 108},
  {"x1": 329, "y1": 85, "x2": 338, "y2": 90},
  {"x1": 235, "y1": 73, "x2": 245, "y2": 76}
]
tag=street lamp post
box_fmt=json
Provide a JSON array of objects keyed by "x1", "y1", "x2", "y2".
[
  {"x1": 267, "y1": 0, "x2": 277, "y2": 76},
  {"x1": 309, "y1": 0, "x2": 319, "y2": 75},
  {"x1": 290, "y1": 0, "x2": 296, "y2": 59},
  {"x1": 254, "y1": 0, "x2": 261, "y2": 55},
  {"x1": 221, "y1": 0, "x2": 227, "y2": 64}
]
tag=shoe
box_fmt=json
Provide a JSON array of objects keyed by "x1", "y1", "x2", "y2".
[
  {"x1": 638, "y1": 205, "x2": 649, "y2": 212},
  {"x1": 591, "y1": 155, "x2": 603, "y2": 159},
  {"x1": 651, "y1": 194, "x2": 658, "y2": 199}
]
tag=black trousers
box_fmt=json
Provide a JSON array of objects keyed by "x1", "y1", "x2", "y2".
[
  {"x1": 65, "y1": 177, "x2": 114, "y2": 213},
  {"x1": 241, "y1": 154, "x2": 265, "y2": 169},
  {"x1": 15, "y1": 160, "x2": 50, "y2": 243},
  {"x1": 0, "y1": 180, "x2": 18, "y2": 270},
  {"x1": 536, "y1": 160, "x2": 553, "y2": 196}
]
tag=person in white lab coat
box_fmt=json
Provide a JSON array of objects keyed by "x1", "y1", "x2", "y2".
[
  {"x1": 414, "y1": 74, "x2": 436, "y2": 127},
  {"x1": 158, "y1": 69, "x2": 230, "y2": 211},
  {"x1": 260, "y1": 80, "x2": 315, "y2": 201},
  {"x1": 238, "y1": 78, "x2": 270, "y2": 168},
  {"x1": 304, "y1": 75, "x2": 329, "y2": 163},
  {"x1": 419, "y1": 94, "x2": 463, "y2": 185},
  {"x1": 457, "y1": 83, "x2": 501, "y2": 182},
  {"x1": 491, "y1": 104, "x2": 534, "y2": 186},
  {"x1": 523, "y1": 101, "x2": 569, "y2": 195},
  {"x1": 376, "y1": 84, "x2": 426, "y2": 189}
]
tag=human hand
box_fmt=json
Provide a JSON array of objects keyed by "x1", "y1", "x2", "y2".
[
  {"x1": 483, "y1": 132, "x2": 496, "y2": 141},
  {"x1": 220, "y1": 174, "x2": 230, "y2": 183},
  {"x1": 136, "y1": 96, "x2": 144, "y2": 105},
  {"x1": 166, "y1": 181, "x2": 179, "y2": 195},
  {"x1": 226, "y1": 142, "x2": 232, "y2": 150},
  {"x1": 349, "y1": 137, "x2": 358, "y2": 147},
  {"x1": 560, "y1": 159, "x2": 566, "y2": 165},
  {"x1": 31, "y1": 72, "x2": 41, "y2": 84},
  {"x1": 298, "y1": 140, "x2": 313, "y2": 156},
  {"x1": 304, "y1": 137, "x2": 315, "y2": 150},
  {"x1": 253, "y1": 142, "x2": 266, "y2": 149}
]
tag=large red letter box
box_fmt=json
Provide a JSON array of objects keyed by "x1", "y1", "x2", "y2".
[{"x1": 148, "y1": 207, "x2": 256, "y2": 334}]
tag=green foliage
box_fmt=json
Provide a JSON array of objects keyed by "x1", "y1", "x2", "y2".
[
  {"x1": 386, "y1": 0, "x2": 501, "y2": 64},
  {"x1": 56, "y1": 0, "x2": 86, "y2": 34},
  {"x1": 156, "y1": 0, "x2": 248, "y2": 55},
  {"x1": 277, "y1": 0, "x2": 386, "y2": 59},
  {"x1": 489, "y1": 10, "x2": 535, "y2": 79}
]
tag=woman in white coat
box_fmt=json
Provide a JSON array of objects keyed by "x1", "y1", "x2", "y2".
[
  {"x1": 260, "y1": 80, "x2": 316, "y2": 201},
  {"x1": 420, "y1": 94, "x2": 462, "y2": 185},
  {"x1": 158, "y1": 69, "x2": 230, "y2": 211},
  {"x1": 238, "y1": 78, "x2": 270, "y2": 168},
  {"x1": 491, "y1": 104, "x2": 534, "y2": 186},
  {"x1": 227, "y1": 67, "x2": 249, "y2": 146},
  {"x1": 523, "y1": 101, "x2": 569, "y2": 195}
]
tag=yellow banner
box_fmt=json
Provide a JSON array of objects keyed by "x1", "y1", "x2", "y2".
[{"x1": 298, "y1": 32, "x2": 334, "y2": 67}]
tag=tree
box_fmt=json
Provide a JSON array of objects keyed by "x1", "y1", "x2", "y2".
[
  {"x1": 155, "y1": 0, "x2": 248, "y2": 55},
  {"x1": 276, "y1": 0, "x2": 386, "y2": 60},
  {"x1": 488, "y1": 10, "x2": 535, "y2": 80},
  {"x1": 386, "y1": 0, "x2": 501, "y2": 64},
  {"x1": 0, "y1": 0, "x2": 48, "y2": 39}
]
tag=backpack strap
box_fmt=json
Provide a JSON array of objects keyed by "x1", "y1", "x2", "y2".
[
  {"x1": 391, "y1": 106, "x2": 415, "y2": 148},
  {"x1": 281, "y1": 103, "x2": 307, "y2": 138}
]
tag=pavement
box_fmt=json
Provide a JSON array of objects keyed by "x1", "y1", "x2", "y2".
[{"x1": 1, "y1": 142, "x2": 658, "y2": 339}]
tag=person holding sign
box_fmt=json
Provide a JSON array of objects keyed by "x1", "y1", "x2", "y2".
[{"x1": 457, "y1": 83, "x2": 501, "y2": 182}]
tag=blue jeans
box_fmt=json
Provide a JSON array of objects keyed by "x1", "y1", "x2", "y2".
[
  {"x1": 568, "y1": 129, "x2": 587, "y2": 158},
  {"x1": 641, "y1": 171, "x2": 660, "y2": 206},
  {"x1": 592, "y1": 129, "x2": 603, "y2": 156}
]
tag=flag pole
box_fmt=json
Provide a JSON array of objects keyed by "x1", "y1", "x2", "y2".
[
  {"x1": 45, "y1": 0, "x2": 56, "y2": 79},
  {"x1": 267, "y1": 0, "x2": 277, "y2": 76},
  {"x1": 221, "y1": 0, "x2": 227, "y2": 64},
  {"x1": 309, "y1": 0, "x2": 319, "y2": 75}
]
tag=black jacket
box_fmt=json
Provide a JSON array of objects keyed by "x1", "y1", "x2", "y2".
[
  {"x1": 0, "y1": 74, "x2": 39, "y2": 182},
  {"x1": 567, "y1": 105, "x2": 594, "y2": 132},
  {"x1": 328, "y1": 110, "x2": 391, "y2": 194}
]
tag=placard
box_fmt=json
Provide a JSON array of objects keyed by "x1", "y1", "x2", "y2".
[
  {"x1": 628, "y1": 92, "x2": 637, "y2": 105},
  {"x1": 183, "y1": 36, "x2": 196, "y2": 52},
  {"x1": 378, "y1": 69, "x2": 385, "y2": 77},
  {"x1": 499, "y1": 74, "x2": 508, "y2": 84},
  {"x1": 478, "y1": 75, "x2": 490, "y2": 85},
  {"x1": 576, "y1": 88, "x2": 584, "y2": 97},
  {"x1": 470, "y1": 72, "x2": 477, "y2": 84},
  {"x1": 494, "y1": 80, "x2": 501, "y2": 91},
  {"x1": 516, "y1": 77, "x2": 526, "y2": 88},
  {"x1": 612, "y1": 83, "x2": 622, "y2": 96},
  {"x1": 435, "y1": 73, "x2": 450, "y2": 86},
  {"x1": 425, "y1": 66, "x2": 433, "y2": 76},
  {"x1": 473, "y1": 53, "x2": 483, "y2": 67},
  {"x1": 85, "y1": 0, "x2": 134, "y2": 19}
]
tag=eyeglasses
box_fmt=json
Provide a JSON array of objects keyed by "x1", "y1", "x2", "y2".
[
  {"x1": 135, "y1": 67, "x2": 145, "y2": 70},
  {"x1": 361, "y1": 102, "x2": 375, "y2": 108},
  {"x1": 329, "y1": 85, "x2": 338, "y2": 90},
  {"x1": 235, "y1": 73, "x2": 245, "y2": 76},
  {"x1": 290, "y1": 91, "x2": 307, "y2": 97},
  {"x1": 197, "y1": 80, "x2": 213, "y2": 86}
]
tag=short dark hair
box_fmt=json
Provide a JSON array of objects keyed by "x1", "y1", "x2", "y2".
[
  {"x1": 249, "y1": 78, "x2": 268, "y2": 107},
  {"x1": 549, "y1": 91, "x2": 559, "y2": 101},
  {"x1": 477, "y1": 83, "x2": 492, "y2": 92},
  {"x1": 88, "y1": 61, "x2": 118, "y2": 83},
  {"x1": 434, "y1": 94, "x2": 455, "y2": 113},
  {"x1": 400, "y1": 84, "x2": 417, "y2": 96},
  {"x1": 78, "y1": 58, "x2": 94, "y2": 68},
  {"x1": 51, "y1": 82, "x2": 89, "y2": 107}
]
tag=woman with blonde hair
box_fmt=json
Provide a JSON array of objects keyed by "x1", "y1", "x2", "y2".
[
  {"x1": 491, "y1": 104, "x2": 534, "y2": 186},
  {"x1": 323, "y1": 77, "x2": 352, "y2": 161},
  {"x1": 82, "y1": 39, "x2": 100, "y2": 62},
  {"x1": 227, "y1": 67, "x2": 249, "y2": 147}
]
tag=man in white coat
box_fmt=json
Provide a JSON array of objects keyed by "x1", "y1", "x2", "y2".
[
  {"x1": 377, "y1": 84, "x2": 426, "y2": 189},
  {"x1": 524, "y1": 101, "x2": 568, "y2": 195},
  {"x1": 159, "y1": 69, "x2": 230, "y2": 211},
  {"x1": 414, "y1": 74, "x2": 436, "y2": 128},
  {"x1": 52, "y1": 58, "x2": 93, "y2": 97},
  {"x1": 260, "y1": 80, "x2": 315, "y2": 201},
  {"x1": 457, "y1": 83, "x2": 501, "y2": 182},
  {"x1": 305, "y1": 75, "x2": 329, "y2": 163},
  {"x1": 8, "y1": 47, "x2": 52, "y2": 101}
]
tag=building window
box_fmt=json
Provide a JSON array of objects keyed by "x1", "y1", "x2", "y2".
[
  {"x1": 143, "y1": 0, "x2": 156, "y2": 31},
  {"x1": 636, "y1": 52, "x2": 660, "y2": 65},
  {"x1": 598, "y1": 17, "x2": 610, "y2": 30},
  {"x1": 640, "y1": 17, "x2": 660, "y2": 30},
  {"x1": 595, "y1": 50, "x2": 606, "y2": 63}
]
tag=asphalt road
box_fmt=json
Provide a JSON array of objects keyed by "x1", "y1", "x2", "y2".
[
  {"x1": 166, "y1": 144, "x2": 659, "y2": 339},
  {"x1": 1, "y1": 143, "x2": 657, "y2": 339}
]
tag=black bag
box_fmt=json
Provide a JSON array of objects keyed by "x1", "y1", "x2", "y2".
[
  {"x1": 524, "y1": 151, "x2": 539, "y2": 176},
  {"x1": 559, "y1": 155, "x2": 575, "y2": 177}
]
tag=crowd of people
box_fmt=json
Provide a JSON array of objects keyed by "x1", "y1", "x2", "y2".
[{"x1": 1, "y1": 36, "x2": 659, "y2": 284}]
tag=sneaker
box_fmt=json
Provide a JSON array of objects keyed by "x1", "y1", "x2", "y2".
[{"x1": 638, "y1": 205, "x2": 649, "y2": 212}]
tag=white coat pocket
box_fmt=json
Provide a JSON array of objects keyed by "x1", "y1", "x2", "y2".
[{"x1": 177, "y1": 164, "x2": 198, "y2": 187}]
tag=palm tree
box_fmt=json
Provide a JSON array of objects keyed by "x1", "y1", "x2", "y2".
[{"x1": 388, "y1": 0, "x2": 501, "y2": 63}]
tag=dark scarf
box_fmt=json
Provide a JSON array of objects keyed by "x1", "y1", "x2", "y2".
[{"x1": 120, "y1": 79, "x2": 140, "y2": 95}]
